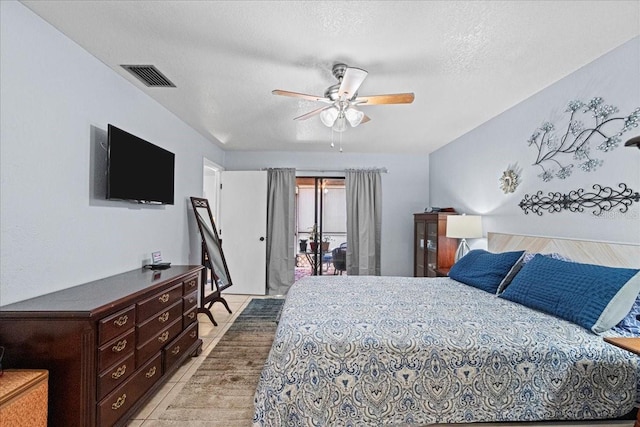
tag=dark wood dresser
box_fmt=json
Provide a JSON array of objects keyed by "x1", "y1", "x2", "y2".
[{"x1": 0, "y1": 265, "x2": 203, "y2": 427}]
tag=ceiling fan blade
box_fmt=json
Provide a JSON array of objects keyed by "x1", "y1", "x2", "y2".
[
  {"x1": 272, "y1": 89, "x2": 329, "y2": 103},
  {"x1": 355, "y1": 93, "x2": 415, "y2": 105},
  {"x1": 293, "y1": 105, "x2": 332, "y2": 121},
  {"x1": 361, "y1": 114, "x2": 371, "y2": 124},
  {"x1": 338, "y1": 67, "x2": 368, "y2": 99}
]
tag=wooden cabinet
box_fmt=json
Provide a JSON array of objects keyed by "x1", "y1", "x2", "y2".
[
  {"x1": 414, "y1": 212, "x2": 458, "y2": 277},
  {"x1": 0, "y1": 265, "x2": 203, "y2": 427}
]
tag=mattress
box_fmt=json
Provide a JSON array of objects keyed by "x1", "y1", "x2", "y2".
[{"x1": 253, "y1": 275, "x2": 638, "y2": 426}]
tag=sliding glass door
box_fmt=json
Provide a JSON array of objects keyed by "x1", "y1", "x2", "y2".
[{"x1": 295, "y1": 177, "x2": 346, "y2": 278}]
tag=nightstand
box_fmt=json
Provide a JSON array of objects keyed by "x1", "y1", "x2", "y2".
[{"x1": 604, "y1": 337, "x2": 640, "y2": 427}]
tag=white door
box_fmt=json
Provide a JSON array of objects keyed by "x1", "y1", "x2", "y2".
[
  {"x1": 202, "y1": 158, "x2": 222, "y2": 223},
  {"x1": 220, "y1": 171, "x2": 268, "y2": 295}
]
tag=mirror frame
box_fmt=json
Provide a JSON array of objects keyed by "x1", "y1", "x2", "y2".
[{"x1": 190, "y1": 197, "x2": 233, "y2": 292}]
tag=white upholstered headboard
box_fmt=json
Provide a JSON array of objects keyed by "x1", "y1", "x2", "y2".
[{"x1": 487, "y1": 232, "x2": 640, "y2": 269}]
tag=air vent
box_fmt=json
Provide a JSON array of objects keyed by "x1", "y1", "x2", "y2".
[{"x1": 121, "y1": 65, "x2": 176, "y2": 87}]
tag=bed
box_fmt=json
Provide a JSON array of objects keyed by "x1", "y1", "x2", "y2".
[{"x1": 253, "y1": 233, "x2": 640, "y2": 426}]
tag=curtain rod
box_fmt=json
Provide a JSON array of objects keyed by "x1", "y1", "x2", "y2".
[{"x1": 263, "y1": 167, "x2": 388, "y2": 173}]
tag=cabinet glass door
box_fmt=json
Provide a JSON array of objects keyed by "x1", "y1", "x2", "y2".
[
  {"x1": 426, "y1": 222, "x2": 438, "y2": 274},
  {"x1": 415, "y1": 221, "x2": 425, "y2": 276}
]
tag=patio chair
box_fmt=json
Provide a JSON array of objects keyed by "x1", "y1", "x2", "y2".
[{"x1": 331, "y1": 242, "x2": 347, "y2": 275}]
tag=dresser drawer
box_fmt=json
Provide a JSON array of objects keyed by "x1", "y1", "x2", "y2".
[
  {"x1": 98, "y1": 329, "x2": 135, "y2": 373},
  {"x1": 137, "y1": 283, "x2": 182, "y2": 321},
  {"x1": 97, "y1": 352, "x2": 135, "y2": 401},
  {"x1": 183, "y1": 290, "x2": 197, "y2": 312},
  {"x1": 98, "y1": 353, "x2": 162, "y2": 427},
  {"x1": 164, "y1": 322, "x2": 199, "y2": 371},
  {"x1": 137, "y1": 300, "x2": 183, "y2": 344},
  {"x1": 99, "y1": 306, "x2": 136, "y2": 346},
  {"x1": 136, "y1": 318, "x2": 182, "y2": 365},
  {"x1": 183, "y1": 306, "x2": 197, "y2": 328},
  {"x1": 182, "y1": 274, "x2": 199, "y2": 295}
]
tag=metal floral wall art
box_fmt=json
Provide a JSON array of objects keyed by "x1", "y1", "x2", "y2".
[
  {"x1": 519, "y1": 183, "x2": 639, "y2": 216},
  {"x1": 528, "y1": 98, "x2": 639, "y2": 182},
  {"x1": 499, "y1": 164, "x2": 521, "y2": 194}
]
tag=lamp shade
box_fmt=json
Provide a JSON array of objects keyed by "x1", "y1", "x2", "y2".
[
  {"x1": 332, "y1": 115, "x2": 347, "y2": 132},
  {"x1": 320, "y1": 107, "x2": 338, "y2": 127},
  {"x1": 344, "y1": 107, "x2": 364, "y2": 127},
  {"x1": 446, "y1": 215, "x2": 483, "y2": 239}
]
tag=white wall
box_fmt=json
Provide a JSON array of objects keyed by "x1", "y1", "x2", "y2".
[
  {"x1": 0, "y1": 1, "x2": 226, "y2": 305},
  {"x1": 225, "y1": 151, "x2": 430, "y2": 276},
  {"x1": 429, "y1": 37, "x2": 640, "y2": 248}
]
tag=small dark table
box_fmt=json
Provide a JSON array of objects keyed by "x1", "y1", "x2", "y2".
[{"x1": 299, "y1": 250, "x2": 329, "y2": 275}]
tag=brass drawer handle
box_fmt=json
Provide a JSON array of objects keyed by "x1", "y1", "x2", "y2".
[
  {"x1": 113, "y1": 315, "x2": 128, "y2": 327},
  {"x1": 111, "y1": 365, "x2": 127, "y2": 379},
  {"x1": 145, "y1": 366, "x2": 157, "y2": 378},
  {"x1": 112, "y1": 339, "x2": 127, "y2": 353},
  {"x1": 158, "y1": 312, "x2": 170, "y2": 323},
  {"x1": 158, "y1": 293, "x2": 170, "y2": 303},
  {"x1": 188, "y1": 297, "x2": 196, "y2": 304},
  {"x1": 188, "y1": 312, "x2": 195, "y2": 320},
  {"x1": 187, "y1": 279, "x2": 196, "y2": 288},
  {"x1": 158, "y1": 331, "x2": 169, "y2": 343},
  {"x1": 171, "y1": 346, "x2": 180, "y2": 355},
  {"x1": 111, "y1": 394, "x2": 126, "y2": 410},
  {"x1": 190, "y1": 331, "x2": 197, "y2": 339}
]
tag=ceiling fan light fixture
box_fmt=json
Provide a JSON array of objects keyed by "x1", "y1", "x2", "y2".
[
  {"x1": 320, "y1": 107, "x2": 339, "y2": 127},
  {"x1": 332, "y1": 115, "x2": 347, "y2": 132},
  {"x1": 344, "y1": 107, "x2": 364, "y2": 127}
]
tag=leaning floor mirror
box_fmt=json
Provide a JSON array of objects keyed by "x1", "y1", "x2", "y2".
[{"x1": 190, "y1": 196, "x2": 233, "y2": 325}]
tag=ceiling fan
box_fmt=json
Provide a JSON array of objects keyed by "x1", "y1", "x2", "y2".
[{"x1": 272, "y1": 63, "x2": 415, "y2": 132}]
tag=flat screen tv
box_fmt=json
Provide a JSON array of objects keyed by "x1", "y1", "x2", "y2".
[{"x1": 107, "y1": 124, "x2": 175, "y2": 205}]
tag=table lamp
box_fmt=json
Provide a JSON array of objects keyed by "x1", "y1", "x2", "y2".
[{"x1": 446, "y1": 214, "x2": 483, "y2": 262}]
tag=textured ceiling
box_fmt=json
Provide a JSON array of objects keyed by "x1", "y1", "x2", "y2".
[{"x1": 20, "y1": 1, "x2": 640, "y2": 154}]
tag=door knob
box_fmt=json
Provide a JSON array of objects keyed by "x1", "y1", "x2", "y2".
[{"x1": 259, "y1": 237, "x2": 265, "y2": 241}]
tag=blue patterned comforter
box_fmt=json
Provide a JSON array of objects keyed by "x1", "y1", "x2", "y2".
[{"x1": 253, "y1": 276, "x2": 638, "y2": 426}]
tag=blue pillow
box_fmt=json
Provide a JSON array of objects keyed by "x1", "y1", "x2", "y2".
[
  {"x1": 500, "y1": 254, "x2": 640, "y2": 333},
  {"x1": 448, "y1": 249, "x2": 525, "y2": 293},
  {"x1": 496, "y1": 252, "x2": 574, "y2": 295}
]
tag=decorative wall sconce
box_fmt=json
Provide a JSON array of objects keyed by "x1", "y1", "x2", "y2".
[
  {"x1": 499, "y1": 164, "x2": 521, "y2": 194},
  {"x1": 527, "y1": 98, "x2": 639, "y2": 182},
  {"x1": 519, "y1": 183, "x2": 639, "y2": 216}
]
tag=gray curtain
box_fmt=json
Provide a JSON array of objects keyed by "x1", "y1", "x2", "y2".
[
  {"x1": 266, "y1": 168, "x2": 296, "y2": 295},
  {"x1": 345, "y1": 169, "x2": 382, "y2": 275}
]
